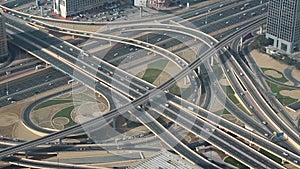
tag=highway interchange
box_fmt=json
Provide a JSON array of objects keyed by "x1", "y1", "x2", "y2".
[{"x1": 1, "y1": 0, "x2": 300, "y2": 168}]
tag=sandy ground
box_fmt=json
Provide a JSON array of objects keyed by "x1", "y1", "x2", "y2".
[
  {"x1": 31, "y1": 102, "x2": 74, "y2": 129},
  {"x1": 0, "y1": 83, "x2": 74, "y2": 139},
  {"x1": 0, "y1": 113, "x2": 19, "y2": 127},
  {"x1": 53, "y1": 117, "x2": 69, "y2": 127},
  {"x1": 221, "y1": 114, "x2": 244, "y2": 127},
  {"x1": 250, "y1": 50, "x2": 300, "y2": 84},
  {"x1": 208, "y1": 78, "x2": 229, "y2": 112},
  {"x1": 251, "y1": 50, "x2": 300, "y2": 99},
  {"x1": 291, "y1": 68, "x2": 300, "y2": 82},
  {"x1": 72, "y1": 102, "x2": 108, "y2": 124},
  {"x1": 128, "y1": 58, "x2": 190, "y2": 88},
  {"x1": 280, "y1": 90, "x2": 300, "y2": 100},
  {"x1": 219, "y1": 78, "x2": 230, "y2": 86},
  {"x1": 179, "y1": 48, "x2": 197, "y2": 62},
  {"x1": 264, "y1": 70, "x2": 282, "y2": 78},
  {"x1": 0, "y1": 83, "x2": 110, "y2": 140},
  {"x1": 31, "y1": 87, "x2": 110, "y2": 130},
  {"x1": 208, "y1": 99, "x2": 226, "y2": 113},
  {"x1": 251, "y1": 50, "x2": 288, "y2": 73},
  {"x1": 0, "y1": 99, "x2": 41, "y2": 139},
  {"x1": 251, "y1": 50, "x2": 300, "y2": 121},
  {"x1": 153, "y1": 61, "x2": 190, "y2": 88}
]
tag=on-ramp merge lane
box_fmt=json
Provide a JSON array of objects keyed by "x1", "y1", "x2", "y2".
[{"x1": 0, "y1": 17, "x2": 267, "y2": 160}]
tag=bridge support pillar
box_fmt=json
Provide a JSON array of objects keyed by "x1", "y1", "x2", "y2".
[
  {"x1": 197, "y1": 66, "x2": 200, "y2": 74},
  {"x1": 59, "y1": 138, "x2": 62, "y2": 144},
  {"x1": 239, "y1": 37, "x2": 243, "y2": 48},
  {"x1": 112, "y1": 117, "x2": 116, "y2": 129},
  {"x1": 210, "y1": 56, "x2": 214, "y2": 66},
  {"x1": 259, "y1": 26, "x2": 263, "y2": 35},
  {"x1": 25, "y1": 151, "x2": 28, "y2": 159}
]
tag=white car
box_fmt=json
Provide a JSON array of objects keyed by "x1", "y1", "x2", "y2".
[{"x1": 282, "y1": 152, "x2": 288, "y2": 156}]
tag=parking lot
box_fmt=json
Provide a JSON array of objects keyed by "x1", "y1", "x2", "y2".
[{"x1": 8, "y1": 0, "x2": 159, "y2": 22}]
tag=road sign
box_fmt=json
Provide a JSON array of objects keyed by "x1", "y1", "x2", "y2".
[{"x1": 134, "y1": 0, "x2": 147, "y2": 7}]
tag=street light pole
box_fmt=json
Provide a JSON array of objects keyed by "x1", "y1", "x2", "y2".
[
  {"x1": 6, "y1": 82, "x2": 8, "y2": 96},
  {"x1": 205, "y1": 9, "x2": 210, "y2": 25},
  {"x1": 57, "y1": 152, "x2": 59, "y2": 168},
  {"x1": 5, "y1": 71, "x2": 10, "y2": 96}
]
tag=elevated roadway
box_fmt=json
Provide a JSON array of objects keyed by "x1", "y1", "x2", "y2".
[
  {"x1": 6, "y1": 17, "x2": 221, "y2": 168},
  {"x1": 0, "y1": 15, "x2": 264, "y2": 157},
  {"x1": 5, "y1": 15, "x2": 300, "y2": 168},
  {"x1": 2, "y1": 3, "x2": 300, "y2": 168}
]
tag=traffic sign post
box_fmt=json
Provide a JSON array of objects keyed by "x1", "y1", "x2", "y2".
[{"x1": 134, "y1": 0, "x2": 147, "y2": 18}]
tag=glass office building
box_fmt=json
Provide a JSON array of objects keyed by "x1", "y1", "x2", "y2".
[{"x1": 266, "y1": 0, "x2": 300, "y2": 53}]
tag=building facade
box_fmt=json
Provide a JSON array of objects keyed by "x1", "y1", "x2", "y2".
[
  {"x1": 148, "y1": 0, "x2": 170, "y2": 9},
  {"x1": 53, "y1": 0, "x2": 118, "y2": 18},
  {"x1": 266, "y1": 0, "x2": 300, "y2": 54},
  {"x1": 0, "y1": 13, "x2": 8, "y2": 61}
]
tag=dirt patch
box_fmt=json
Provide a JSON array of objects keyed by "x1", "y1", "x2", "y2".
[
  {"x1": 285, "y1": 81, "x2": 294, "y2": 86},
  {"x1": 52, "y1": 123, "x2": 64, "y2": 130},
  {"x1": 0, "y1": 113, "x2": 19, "y2": 127},
  {"x1": 12, "y1": 121, "x2": 41, "y2": 140},
  {"x1": 135, "y1": 70, "x2": 146, "y2": 79},
  {"x1": 251, "y1": 50, "x2": 288, "y2": 72},
  {"x1": 57, "y1": 93, "x2": 72, "y2": 99},
  {"x1": 71, "y1": 86, "x2": 88, "y2": 95},
  {"x1": 221, "y1": 114, "x2": 244, "y2": 127},
  {"x1": 0, "y1": 99, "x2": 39, "y2": 138},
  {"x1": 0, "y1": 84, "x2": 73, "y2": 139},
  {"x1": 153, "y1": 68, "x2": 190, "y2": 89},
  {"x1": 126, "y1": 63, "x2": 147, "y2": 78},
  {"x1": 39, "y1": 121, "x2": 56, "y2": 130},
  {"x1": 53, "y1": 117, "x2": 69, "y2": 126},
  {"x1": 279, "y1": 90, "x2": 300, "y2": 100},
  {"x1": 291, "y1": 68, "x2": 300, "y2": 82},
  {"x1": 178, "y1": 48, "x2": 196, "y2": 63},
  {"x1": 219, "y1": 78, "x2": 230, "y2": 86},
  {"x1": 31, "y1": 102, "x2": 74, "y2": 129},
  {"x1": 73, "y1": 102, "x2": 107, "y2": 124},
  {"x1": 251, "y1": 50, "x2": 300, "y2": 83},
  {"x1": 264, "y1": 70, "x2": 282, "y2": 78}
]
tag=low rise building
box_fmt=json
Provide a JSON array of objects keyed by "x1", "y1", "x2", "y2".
[
  {"x1": 53, "y1": 0, "x2": 119, "y2": 18},
  {"x1": 148, "y1": 0, "x2": 170, "y2": 9}
]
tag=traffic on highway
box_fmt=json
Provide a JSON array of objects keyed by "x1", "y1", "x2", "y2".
[{"x1": 0, "y1": 0, "x2": 300, "y2": 168}]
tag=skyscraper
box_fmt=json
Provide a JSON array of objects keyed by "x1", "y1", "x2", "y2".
[
  {"x1": 0, "y1": 12, "x2": 8, "y2": 61},
  {"x1": 266, "y1": 0, "x2": 300, "y2": 54}
]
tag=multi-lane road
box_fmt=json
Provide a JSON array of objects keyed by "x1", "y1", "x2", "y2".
[{"x1": 1, "y1": 0, "x2": 300, "y2": 168}]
